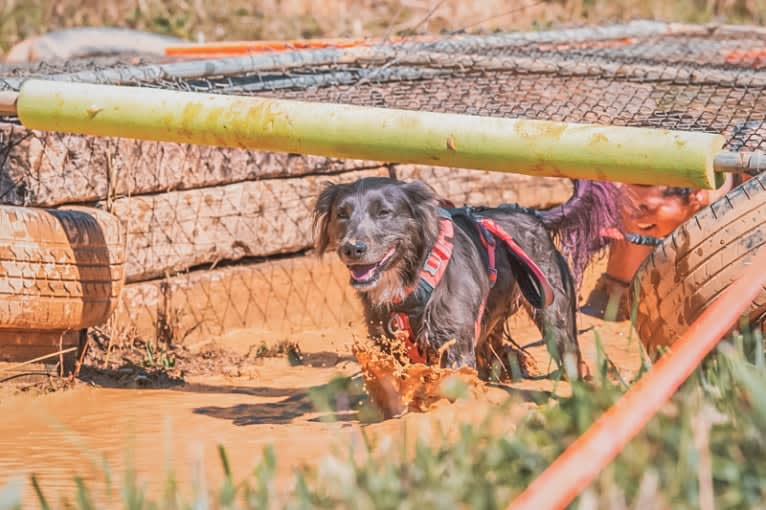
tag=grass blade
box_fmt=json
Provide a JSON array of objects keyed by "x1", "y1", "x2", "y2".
[
  {"x1": 30, "y1": 475, "x2": 50, "y2": 510},
  {"x1": 74, "y1": 476, "x2": 95, "y2": 510}
]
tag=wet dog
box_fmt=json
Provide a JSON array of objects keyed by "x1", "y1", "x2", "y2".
[{"x1": 313, "y1": 177, "x2": 620, "y2": 380}]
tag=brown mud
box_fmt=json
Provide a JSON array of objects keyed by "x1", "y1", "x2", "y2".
[{"x1": 0, "y1": 260, "x2": 645, "y2": 504}]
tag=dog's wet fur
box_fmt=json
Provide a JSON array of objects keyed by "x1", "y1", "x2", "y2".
[{"x1": 313, "y1": 177, "x2": 620, "y2": 380}]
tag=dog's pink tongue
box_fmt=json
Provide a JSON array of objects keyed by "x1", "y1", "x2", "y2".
[{"x1": 350, "y1": 263, "x2": 376, "y2": 281}]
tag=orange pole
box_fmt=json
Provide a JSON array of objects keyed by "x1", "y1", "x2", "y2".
[
  {"x1": 507, "y1": 245, "x2": 766, "y2": 510},
  {"x1": 164, "y1": 36, "x2": 435, "y2": 58},
  {"x1": 723, "y1": 48, "x2": 766, "y2": 67}
]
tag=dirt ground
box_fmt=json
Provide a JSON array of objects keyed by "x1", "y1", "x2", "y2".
[{"x1": 0, "y1": 258, "x2": 644, "y2": 505}]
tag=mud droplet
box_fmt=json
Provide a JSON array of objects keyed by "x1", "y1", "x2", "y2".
[
  {"x1": 446, "y1": 134, "x2": 457, "y2": 151},
  {"x1": 86, "y1": 105, "x2": 103, "y2": 119},
  {"x1": 352, "y1": 337, "x2": 483, "y2": 419}
]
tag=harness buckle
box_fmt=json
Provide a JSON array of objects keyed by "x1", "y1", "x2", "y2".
[
  {"x1": 387, "y1": 313, "x2": 407, "y2": 336},
  {"x1": 422, "y1": 255, "x2": 442, "y2": 277}
]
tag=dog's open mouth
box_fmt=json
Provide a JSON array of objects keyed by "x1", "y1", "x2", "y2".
[{"x1": 347, "y1": 245, "x2": 397, "y2": 287}]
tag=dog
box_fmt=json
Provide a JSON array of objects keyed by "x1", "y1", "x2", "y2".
[{"x1": 313, "y1": 177, "x2": 621, "y2": 380}]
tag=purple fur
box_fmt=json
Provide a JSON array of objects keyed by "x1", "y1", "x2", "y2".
[{"x1": 538, "y1": 180, "x2": 623, "y2": 286}]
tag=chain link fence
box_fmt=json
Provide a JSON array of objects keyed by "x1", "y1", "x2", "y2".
[{"x1": 1, "y1": 21, "x2": 764, "y2": 344}]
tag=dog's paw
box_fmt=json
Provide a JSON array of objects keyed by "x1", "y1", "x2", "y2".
[
  {"x1": 492, "y1": 345, "x2": 541, "y2": 381},
  {"x1": 578, "y1": 360, "x2": 593, "y2": 381},
  {"x1": 515, "y1": 349, "x2": 541, "y2": 379}
]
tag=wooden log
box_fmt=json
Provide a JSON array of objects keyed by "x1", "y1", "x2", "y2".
[
  {"x1": 110, "y1": 254, "x2": 363, "y2": 345},
  {"x1": 396, "y1": 165, "x2": 573, "y2": 208},
  {"x1": 108, "y1": 167, "x2": 389, "y2": 282},
  {"x1": 0, "y1": 330, "x2": 80, "y2": 367},
  {"x1": 0, "y1": 124, "x2": 571, "y2": 210},
  {"x1": 108, "y1": 166, "x2": 571, "y2": 282},
  {"x1": 0, "y1": 122, "x2": 380, "y2": 207}
]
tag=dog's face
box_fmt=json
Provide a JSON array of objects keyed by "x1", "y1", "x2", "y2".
[{"x1": 313, "y1": 178, "x2": 439, "y2": 303}]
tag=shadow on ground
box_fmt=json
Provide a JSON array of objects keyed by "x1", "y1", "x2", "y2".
[{"x1": 193, "y1": 376, "x2": 368, "y2": 425}]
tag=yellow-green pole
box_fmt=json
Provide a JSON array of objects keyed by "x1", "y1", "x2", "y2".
[{"x1": 17, "y1": 79, "x2": 726, "y2": 189}]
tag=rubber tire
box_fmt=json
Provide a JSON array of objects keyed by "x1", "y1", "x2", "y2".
[
  {"x1": 633, "y1": 172, "x2": 766, "y2": 354},
  {"x1": 0, "y1": 205, "x2": 125, "y2": 330}
]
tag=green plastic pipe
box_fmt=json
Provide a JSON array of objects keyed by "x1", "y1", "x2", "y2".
[{"x1": 17, "y1": 79, "x2": 726, "y2": 189}]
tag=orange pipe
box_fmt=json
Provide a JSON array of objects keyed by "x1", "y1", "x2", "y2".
[
  {"x1": 164, "y1": 35, "x2": 435, "y2": 58},
  {"x1": 723, "y1": 48, "x2": 766, "y2": 67},
  {"x1": 507, "y1": 245, "x2": 766, "y2": 510}
]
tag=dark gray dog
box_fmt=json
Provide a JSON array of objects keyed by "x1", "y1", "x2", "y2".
[{"x1": 313, "y1": 177, "x2": 620, "y2": 380}]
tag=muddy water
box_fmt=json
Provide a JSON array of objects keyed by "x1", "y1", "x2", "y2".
[
  {"x1": 0, "y1": 357, "x2": 361, "y2": 504},
  {"x1": 0, "y1": 265, "x2": 644, "y2": 505}
]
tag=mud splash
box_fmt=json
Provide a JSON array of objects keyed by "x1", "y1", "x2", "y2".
[{"x1": 353, "y1": 337, "x2": 484, "y2": 418}]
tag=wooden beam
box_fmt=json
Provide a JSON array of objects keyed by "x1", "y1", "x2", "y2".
[{"x1": 112, "y1": 167, "x2": 389, "y2": 282}]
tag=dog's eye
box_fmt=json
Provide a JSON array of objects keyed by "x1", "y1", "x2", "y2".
[
  {"x1": 378, "y1": 209, "x2": 392, "y2": 218},
  {"x1": 336, "y1": 210, "x2": 350, "y2": 220}
]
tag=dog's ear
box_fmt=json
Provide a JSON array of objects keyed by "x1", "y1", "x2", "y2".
[
  {"x1": 401, "y1": 180, "x2": 440, "y2": 247},
  {"x1": 313, "y1": 182, "x2": 346, "y2": 255}
]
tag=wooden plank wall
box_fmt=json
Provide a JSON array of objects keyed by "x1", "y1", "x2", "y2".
[{"x1": 0, "y1": 123, "x2": 573, "y2": 343}]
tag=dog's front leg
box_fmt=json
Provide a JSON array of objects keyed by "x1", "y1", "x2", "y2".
[
  {"x1": 361, "y1": 308, "x2": 398, "y2": 356},
  {"x1": 429, "y1": 327, "x2": 477, "y2": 370},
  {"x1": 529, "y1": 299, "x2": 585, "y2": 380}
]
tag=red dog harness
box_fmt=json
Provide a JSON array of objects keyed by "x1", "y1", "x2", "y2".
[{"x1": 386, "y1": 208, "x2": 555, "y2": 364}]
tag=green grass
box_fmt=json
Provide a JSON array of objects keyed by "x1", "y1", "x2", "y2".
[{"x1": 4, "y1": 322, "x2": 766, "y2": 509}]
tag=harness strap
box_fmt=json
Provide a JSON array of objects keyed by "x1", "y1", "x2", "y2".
[
  {"x1": 389, "y1": 208, "x2": 455, "y2": 363},
  {"x1": 601, "y1": 227, "x2": 663, "y2": 247},
  {"x1": 387, "y1": 312, "x2": 426, "y2": 364},
  {"x1": 397, "y1": 208, "x2": 455, "y2": 303},
  {"x1": 478, "y1": 217, "x2": 556, "y2": 309},
  {"x1": 419, "y1": 211, "x2": 455, "y2": 292},
  {"x1": 388, "y1": 303, "x2": 486, "y2": 365},
  {"x1": 476, "y1": 222, "x2": 498, "y2": 287}
]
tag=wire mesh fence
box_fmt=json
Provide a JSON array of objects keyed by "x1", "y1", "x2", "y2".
[{"x1": 1, "y1": 20, "x2": 765, "y2": 343}]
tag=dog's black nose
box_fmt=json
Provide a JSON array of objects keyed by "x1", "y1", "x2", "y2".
[{"x1": 341, "y1": 240, "x2": 367, "y2": 259}]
